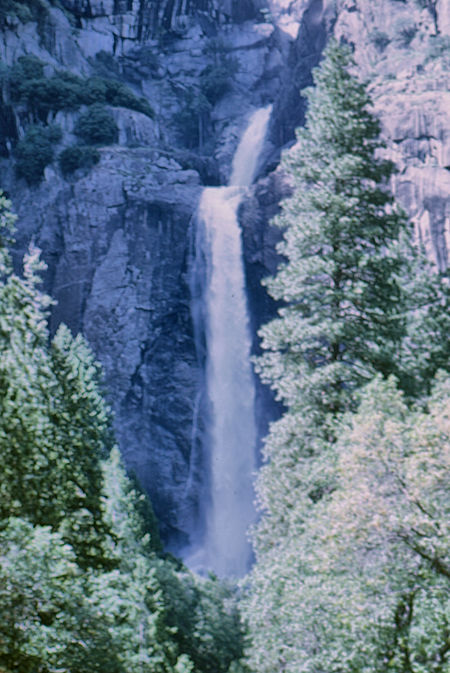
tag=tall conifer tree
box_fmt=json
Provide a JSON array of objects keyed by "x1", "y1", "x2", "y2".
[
  {"x1": 0, "y1": 194, "x2": 113, "y2": 568},
  {"x1": 244, "y1": 41, "x2": 450, "y2": 672},
  {"x1": 257, "y1": 42, "x2": 407, "y2": 425}
]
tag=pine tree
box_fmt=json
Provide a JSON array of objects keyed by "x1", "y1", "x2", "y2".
[
  {"x1": 243, "y1": 41, "x2": 450, "y2": 672},
  {"x1": 257, "y1": 41, "x2": 410, "y2": 426},
  {"x1": 0, "y1": 195, "x2": 113, "y2": 568},
  {"x1": 0, "y1": 242, "x2": 59, "y2": 524},
  {"x1": 49, "y1": 324, "x2": 115, "y2": 568}
]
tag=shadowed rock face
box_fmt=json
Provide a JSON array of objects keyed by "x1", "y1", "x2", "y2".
[
  {"x1": 59, "y1": 0, "x2": 260, "y2": 38},
  {"x1": 1, "y1": 0, "x2": 448, "y2": 550},
  {"x1": 8, "y1": 149, "x2": 204, "y2": 546}
]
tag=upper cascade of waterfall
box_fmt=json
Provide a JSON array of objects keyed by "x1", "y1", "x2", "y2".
[{"x1": 229, "y1": 106, "x2": 273, "y2": 187}]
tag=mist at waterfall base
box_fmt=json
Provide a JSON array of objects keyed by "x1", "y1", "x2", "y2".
[{"x1": 184, "y1": 106, "x2": 272, "y2": 578}]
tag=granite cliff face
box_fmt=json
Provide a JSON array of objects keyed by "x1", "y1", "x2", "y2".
[
  {"x1": 0, "y1": 0, "x2": 294, "y2": 548},
  {"x1": 1, "y1": 0, "x2": 448, "y2": 550}
]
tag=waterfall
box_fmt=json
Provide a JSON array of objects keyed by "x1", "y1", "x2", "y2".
[{"x1": 187, "y1": 106, "x2": 272, "y2": 578}]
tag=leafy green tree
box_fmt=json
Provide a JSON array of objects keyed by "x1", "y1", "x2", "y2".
[
  {"x1": 245, "y1": 376, "x2": 450, "y2": 673},
  {"x1": 9, "y1": 56, "x2": 154, "y2": 120},
  {"x1": 74, "y1": 103, "x2": 119, "y2": 145},
  {"x1": 99, "y1": 448, "x2": 247, "y2": 673},
  {"x1": 398, "y1": 244, "x2": 450, "y2": 397},
  {"x1": 49, "y1": 324, "x2": 115, "y2": 568},
  {"x1": 0, "y1": 517, "x2": 123, "y2": 673},
  {"x1": 15, "y1": 124, "x2": 62, "y2": 184},
  {"x1": 0, "y1": 517, "x2": 81, "y2": 672},
  {"x1": 59, "y1": 144, "x2": 100, "y2": 175},
  {"x1": 316, "y1": 375, "x2": 450, "y2": 673},
  {"x1": 0, "y1": 198, "x2": 112, "y2": 568},
  {"x1": 244, "y1": 40, "x2": 450, "y2": 673},
  {"x1": 100, "y1": 447, "x2": 185, "y2": 673},
  {"x1": 156, "y1": 562, "x2": 246, "y2": 673}
]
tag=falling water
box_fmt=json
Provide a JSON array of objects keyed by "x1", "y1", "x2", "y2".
[{"x1": 188, "y1": 106, "x2": 272, "y2": 577}]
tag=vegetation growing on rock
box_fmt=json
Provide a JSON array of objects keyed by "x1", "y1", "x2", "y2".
[
  {"x1": 9, "y1": 55, "x2": 154, "y2": 120},
  {"x1": 59, "y1": 144, "x2": 100, "y2": 175},
  {"x1": 74, "y1": 104, "x2": 119, "y2": 146},
  {"x1": 15, "y1": 123, "x2": 62, "y2": 184}
]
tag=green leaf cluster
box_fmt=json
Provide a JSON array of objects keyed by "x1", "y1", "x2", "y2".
[
  {"x1": 0, "y1": 193, "x2": 247, "y2": 673},
  {"x1": 58, "y1": 144, "x2": 100, "y2": 175},
  {"x1": 74, "y1": 103, "x2": 119, "y2": 145},
  {"x1": 243, "y1": 40, "x2": 450, "y2": 673},
  {"x1": 9, "y1": 55, "x2": 154, "y2": 120},
  {"x1": 245, "y1": 377, "x2": 450, "y2": 673},
  {"x1": 15, "y1": 123, "x2": 62, "y2": 184},
  {"x1": 0, "y1": 0, "x2": 49, "y2": 26}
]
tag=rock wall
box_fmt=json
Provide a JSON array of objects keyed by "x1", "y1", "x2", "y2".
[
  {"x1": 333, "y1": 0, "x2": 450, "y2": 270},
  {"x1": 262, "y1": 0, "x2": 449, "y2": 271},
  {"x1": 0, "y1": 0, "x2": 295, "y2": 549}
]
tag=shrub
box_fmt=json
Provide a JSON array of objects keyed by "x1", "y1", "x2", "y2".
[
  {"x1": 59, "y1": 144, "x2": 100, "y2": 175},
  {"x1": 15, "y1": 73, "x2": 86, "y2": 120},
  {"x1": 84, "y1": 76, "x2": 154, "y2": 117},
  {"x1": 199, "y1": 49, "x2": 239, "y2": 105},
  {"x1": 74, "y1": 104, "x2": 118, "y2": 145},
  {"x1": 89, "y1": 50, "x2": 121, "y2": 79},
  {"x1": 9, "y1": 54, "x2": 44, "y2": 97},
  {"x1": 0, "y1": 0, "x2": 48, "y2": 25},
  {"x1": 394, "y1": 18, "x2": 417, "y2": 46},
  {"x1": 369, "y1": 29, "x2": 390, "y2": 51},
  {"x1": 9, "y1": 57, "x2": 154, "y2": 120},
  {"x1": 15, "y1": 124, "x2": 62, "y2": 184}
]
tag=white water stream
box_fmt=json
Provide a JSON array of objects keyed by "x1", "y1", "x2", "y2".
[{"x1": 188, "y1": 106, "x2": 272, "y2": 577}]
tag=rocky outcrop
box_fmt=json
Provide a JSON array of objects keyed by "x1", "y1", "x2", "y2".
[
  {"x1": 260, "y1": 0, "x2": 450, "y2": 271},
  {"x1": 333, "y1": 0, "x2": 450, "y2": 270},
  {"x1": 7, "y1": 148, "x2": 202, "y2": 545}
]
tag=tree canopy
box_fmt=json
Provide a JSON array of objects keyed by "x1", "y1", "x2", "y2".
[
  {"x1": 0, "y1": 192, "x2": 247, "y2": 673},
  {"x1": 243, "y1": 40, "x2": 450, "y2": 673}
]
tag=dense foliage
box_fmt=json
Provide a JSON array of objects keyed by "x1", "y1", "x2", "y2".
[
  {"x1": 245, "y1": 377, "x2": 450, "y2": 673},
  {"x1": 243, "y1": 41, "x2": 450, "y2": 673},
  {"x1": 0, "y1": 192, "x2": 247, "y2": 673},
  {"x1": 4, "y1": 53, "x2": 154, "y2": 182},
  {"x1": 0, "y1": 0, "x2": 50, "y2": 26},
  {"x1": 9, "y1": 55, "x2": 153, "y2": 120},
  {"x1": 59, "y1": 145, "x2": 100, "y2": 175},
  {"x1": 74, "y1": 103, "x2": 119, "y2": 146},
  {"x1": 15, "y1": 124, "x2": 62, "y2": 183}
]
